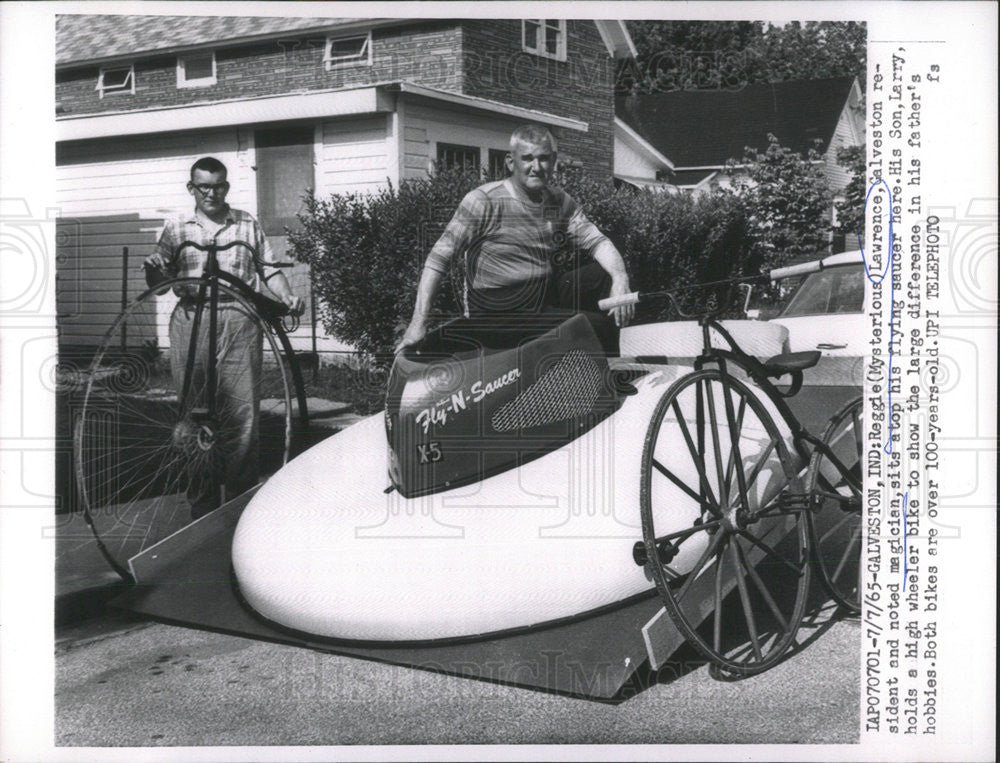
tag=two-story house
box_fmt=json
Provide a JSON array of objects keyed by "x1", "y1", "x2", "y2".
[
  {"x1": 615, "y1": 77, "x2": 863, "y2": 194},
  {"x1": 615, "y1": 77, "x2": 864, "y2": 252},
  {"x1": 54, "y1": 15, "x2": 635, "y2": 357}
]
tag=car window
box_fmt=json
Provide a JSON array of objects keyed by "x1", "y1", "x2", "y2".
[{"x1": 781, "y1": 264, "x2": 865, "y2": 317}]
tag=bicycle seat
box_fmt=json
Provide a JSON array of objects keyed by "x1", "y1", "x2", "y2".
[{"x1": 761, "y1": 350, "x2": 821, "y2": 377}]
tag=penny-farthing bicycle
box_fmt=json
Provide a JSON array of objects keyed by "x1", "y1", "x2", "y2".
[
  {"x1": 605, "y1": 262, "x2": 863, "y2": 677},
  {"x1": 74, "y1": 240, "x2": 310, "y2": 582}
]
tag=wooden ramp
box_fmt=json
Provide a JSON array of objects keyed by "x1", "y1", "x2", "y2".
[
  {"x1": 111, "y1": 494, "x2": 807, "y2": 700},
  {"x1": 112, "y1": 491, "x2": 668, "y2": 700}
]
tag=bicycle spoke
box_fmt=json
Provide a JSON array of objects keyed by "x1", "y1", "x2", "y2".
[
  {"x1": 742, "y1": 437, "x2": 778, "y2": 498},
  {"x1": 737, "y1": 529, "x2": 803, "y2": 575},
  {"x1": 735, "y1": 536, "x2": 789, "y2": 632},
  {"x1": 830, "y1": 525, "x2": 862, "y2": 584},
  {"x1": 723, "y1": 395, "x2": 747, "y2": 499},
  {"x1": 702, "y1": 380, "x2": 730, "y2": 508},
  {"x1": 720, "y1": 378, "x2": 751, "y2": 514},
  {"x1": 676, "y1": 529, "x2": 724, "y2": 604},
  {"x1": 651, "y1": 458, "x2": 708, "y2": 508},
  {"x1": 672, "y1": 398, "x2": 721, "y2": 511},
  {"x1": 652, "y1": 518, "x2": 723, "y2": 546},
  {"x1": 115, "y1": 445, "x2": 187, "y2": 515},
  {"x1": 729, "y1": 539, "x2": 762, "y2": 662},
  {"x1": 713, "y1": 540, "x2": 725, "y2": 653},
  {"x1": 82, "y1": 438, "x2": 175, "y2": 511},
  {"x1": 819, "y1": 510, "x2": 857, "y2": 544}
]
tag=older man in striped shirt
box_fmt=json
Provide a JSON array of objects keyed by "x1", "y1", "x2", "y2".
[
  {"x1": 396, "y1": 125, "x2": 633, "y2": 356},
  {"x1": 145, "y1": 156, "x2": 303, "y2": 517}
]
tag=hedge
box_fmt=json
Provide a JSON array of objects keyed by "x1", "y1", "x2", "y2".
[{"x1": 289, "y1": 165, "x2": 800, "y2": 364}]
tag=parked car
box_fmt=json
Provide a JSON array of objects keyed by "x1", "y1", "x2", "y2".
[{"x1": 753, "y1": 251, "x2": 867, "y2": 357}]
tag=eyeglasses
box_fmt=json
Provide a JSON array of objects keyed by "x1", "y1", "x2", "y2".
[{"x1": 190, "y1": 182, "x2": 229, "y2": 196}]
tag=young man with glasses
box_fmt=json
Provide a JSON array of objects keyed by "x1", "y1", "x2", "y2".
[{"x1": 145, "y1": 156, "x2": 304, "y2": 518}]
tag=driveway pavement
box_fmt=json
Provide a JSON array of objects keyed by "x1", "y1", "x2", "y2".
[{"x1": 55, "y1": 606, "x2": 859, "y2": 746}]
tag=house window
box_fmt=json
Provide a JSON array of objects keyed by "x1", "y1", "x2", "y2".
[
  {"x1": 437, "y1": 143, "x2": 480, "y2": 173},
  {"x1": 96, "y1": 65, "x2": 134, "y2": 97},
  {"x1": 324, "y1": 32, "x2": 372, "y2": 69},
  {"x1": 177, "y1": 52, "x2": 216, "y2": 88},
  {"x1": 487, "y1": 149, "x2": 508, "y2": 179},
  {"x1": 522, "y1": 19, "x2": 566, "y2": 61}
]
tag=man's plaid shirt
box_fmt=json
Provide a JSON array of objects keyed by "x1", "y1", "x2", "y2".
[{"x1": 155, "y1": 206, "x2": 279, "y2": 292}]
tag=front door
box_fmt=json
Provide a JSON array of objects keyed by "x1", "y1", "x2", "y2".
[{"x1": 254, "y1": 125, "x2": 314, "y2": 321}]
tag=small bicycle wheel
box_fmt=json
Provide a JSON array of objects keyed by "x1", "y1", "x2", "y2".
[
  {"x1": 74, "y1": 277, "x2": 294, "y2": 582},
  {"x1": 807, "y1": 396, "x2": 863, "y2": 613},
  {"x1": 639, "y1": 368, "x2": 811, "y2": 675}
]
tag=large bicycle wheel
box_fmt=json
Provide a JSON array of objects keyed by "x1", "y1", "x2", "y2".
[
  {"x1": 807, "y1": 396, "x2": 863, "y2": 613},
  {"x1": 74, "y1": 277, "x2": 294, "y2": 582},
  {"x1": 639, "y1": 368, "x2": 811, "y2": 675}
]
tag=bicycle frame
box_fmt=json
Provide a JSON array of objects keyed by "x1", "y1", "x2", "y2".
[
  {"x1": 691, "y1": 316, "x2": 860, "y2": 505},
  {"x1": 169, "y1": 240, "x2": 310, "y2": 503}
]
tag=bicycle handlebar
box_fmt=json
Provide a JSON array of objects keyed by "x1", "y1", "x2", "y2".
[
  {"x1": 597, "y1": 292, "x2": 641, "y2": 310},
  {"x1": 175, "y1": 239, "x2": 296, "y2": 267},
  {"x1": 598, "y1": 258, "x2": 826, "y2": 315}
]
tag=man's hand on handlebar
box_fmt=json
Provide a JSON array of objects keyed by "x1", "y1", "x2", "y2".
[
  {"x1": 281, "y1": 293, "x2": 306, "y2": 317},
  {"x1": 143, "y1": 252, "x2": 169, "y2": 271},
  {"x1": 606, "y1": 276, "x2": 635, "y2": 328}
]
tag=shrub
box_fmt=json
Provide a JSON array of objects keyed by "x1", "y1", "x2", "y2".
[
  {"x1": 557, "y1": 169, "x2": 760, "y2": 321},
  {"x1": 293, "y1": 164, "x2": 778, "y2": 359},
  {"x1": 724, "y1": 134, "x2": 833, "y2": 267},
  {"x1": 288, "y1": 166, "x2": 483, "y2": 363}
]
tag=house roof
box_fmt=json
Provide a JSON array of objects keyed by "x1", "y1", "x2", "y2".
[
  {"x1": 57, "y1": 16, "x2": 637, "y2": 67},
  {"x1": 614, "y1": 117, "x2": 673, "y2": 171},
  {"x1": 56, "y1": 15, "x2": 386, "y2": 66},
  {"x1": 615, "y1": 77, "x2": 857, "y2": 168}
]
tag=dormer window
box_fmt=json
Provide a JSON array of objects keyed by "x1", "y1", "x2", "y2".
[
  {"x1": 97, "y1": 65, "x2": 134, "y2": 98},
  {"x1": 522, "y1": 20, "x2": 566, "y2": 61},
  {"x1": 177, "y1": 52, "x2": 217, "y2": 88},
  {"x1": 324, "y1": 32, "x2": 372, "y2": 70}
]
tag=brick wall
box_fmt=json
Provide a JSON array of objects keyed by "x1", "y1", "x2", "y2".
[
  {"x1": 56, "y1": 21, "x2": 464, "y2": 116},
  {"x1": 459, "y1": 20, "x2": 615, "y2": 180},
  {"x1": 54, "y1": 18, "x2": 616, "y2": 180}
]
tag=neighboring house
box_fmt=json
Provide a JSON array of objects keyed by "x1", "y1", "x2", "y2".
[
  {"x1": 55, "y1": 15, "x2": 635, "y2": 356},
  {"x1": 612, "y1": 116, "x2": 676, "y2": 192},
  {"x1": 615, "y1": 76, "x2": 863, "y2": 196}
]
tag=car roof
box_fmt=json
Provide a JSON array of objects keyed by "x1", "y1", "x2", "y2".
[{"x1": 821, "y1": 250, "x2": 863, "y2": 268}]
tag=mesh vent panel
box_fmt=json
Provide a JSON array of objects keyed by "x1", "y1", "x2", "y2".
[{"x1": 491, "y1": 350, "x2": 603, "y2": 432}]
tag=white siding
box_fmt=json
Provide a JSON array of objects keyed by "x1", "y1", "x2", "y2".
[
  {"x1": 55, "y1": 129, "x2": 251, "y2": 350},
  {"x1": 317, "y1": 115, "x2": 391, "y2": 197},
  {"x1": 56, "y1": 126, "x2": 359, "y2": 358},
  {"x1": 824, "y1": 83, "x2": 864, "y2": 192},
  {"x1": 401, "y1": 99, "x2": 521, "y2": 179},
  {"x1": 825, "y1": 110, "x2": 862, "y2": 191},
  {"x1": 614, "y1": 134, "x2": 660, "y2": 181},
  {"x1": 55, "y1": 129, "x2": 252, "y2": 218}
]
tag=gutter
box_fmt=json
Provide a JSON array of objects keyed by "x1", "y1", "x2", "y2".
[{"x1": 56, "y1": 80, "x2": 588, "y2": 142}]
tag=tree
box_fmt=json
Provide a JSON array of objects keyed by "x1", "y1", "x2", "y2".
[
  {"x1": 619, "y1": 20, "x2": 866, "y2": 93},
  {"x1": 834, "y1": 143, "x2": 867, "y2": 249},
  {"x1": 724, "y1": 134, "x2": 833, "y2": 268}
]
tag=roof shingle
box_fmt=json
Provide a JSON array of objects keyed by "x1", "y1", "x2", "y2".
[
  {"x1": 56, "y1": 15, "x2": 372, "y2": 66},
  {"x1": 616, "y1": 77, "x2": 857, "y2": 168}
]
